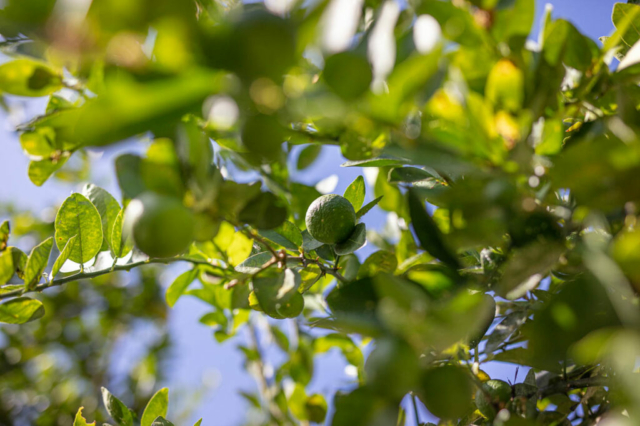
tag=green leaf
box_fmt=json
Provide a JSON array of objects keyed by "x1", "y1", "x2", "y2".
[
  {"x1": 613, "y1": 2, "x2": 640, "y2": 47},
  {"x1": 166, "y1": 269, "x2": 198, "y2": 308},
  {"x1": 193, "y1": 420, "x2": 202, "y2": 426},
  {"x1": 20, "y1": 128, "x2": 56, "y2": 158},
  {"x1": 301, "y1": 230, "x2": 323, "y2": 251},
  {"x1": 0, "y1": 59, "x2": 62, "y2": 97},
  {"x1": 70, "y1": 70, "x2": 224, "y2": 147},
  {"x1": 0, "y1": 220, "x2": 9, "y2": 251},
  {"x1": 408, "y1": 189, "x2": 460, "y2": 270},
  {"x1": 111, "y1": 209, "x2": 133, "y2": 259},
  {"x1": 343, "y1": 176, "x2": 366, "y2": 211},
  {"x1": 238, "y1": 192, "x2": 287, "y2": 230},
  {"x1": 8, "y1": 247, "x2": 27, "y2": 280},
  {"x1": 54, "y1": 193, "x2": 103, "y2": 264},
  {"x1": 388, "y1": 167, "x2": 436, "y2": 183},
  {"x1": 334, "y1": 223, "x2": 367, "y2": 256},
  {"x1": 235, "y1": 252, "x2": 274, "y2": 274},
  {"x1": 28, "y1": 154, "x2": 70, "y2": 186},
  {"x1": 358, "y1": 250, "x2": 397, "y2": 278},
  {"x1": 101, "y1": 387, "x2": 134, "y2": 426},
  {"x1": 151, "y1": 417, "x2": 174, "y2": 426},
  {"x1": 73, "y1": 407, "x2": 96, "y2": 426},
  {"x1": 341, "y1": 155, "x2": 411, "y2": 168},
  {"x1": 497, "y1": 241, "x2": 565, "y2": 299},
  {"x1": 252, "y1": 269, "x2": 301, "y2": 319},
  {"x1": 277, "y1": 221, "x2": 303, "y2": 248},
  {"x1": 23, "y1": 237, "x2": 53, "y2": 288},
  {"x1": 50, "y1": 235, "x2": 77, "y2": 281},
  {"x1": 297, "y1": 144, "x2": 322, "y2": 170},
  {"x1": 115, "y1": 154, "x2": 146, "y2": 200},
  {"x1": 0, "y1": 251, "x2": 14, "y2": 285},
  {"x1": 0, "y1": 297, "x2": 45, "y2": 324},
  {"x1": 226, "y1": 232, "x2": 254, "y2": 266},
  {"x1": 355, "y1": 196, "x2": 383, "y2": 219},
  {"x1": 141, "y1": 388, "x2": 169, "y2": 426},
  {"x1": 82, "y1": 184, "x2": 121, "y2": 252}
]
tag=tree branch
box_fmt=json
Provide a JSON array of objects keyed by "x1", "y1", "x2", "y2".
[
  {"x1": 0, "y1": 257, "x2": 224, "y2": 301},
  {"x1": 538, "y1": 376, "x2": 609, "y2": 398}
]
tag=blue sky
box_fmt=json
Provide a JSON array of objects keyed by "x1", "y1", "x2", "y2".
[{"x1": 0, "y1": 1, "x2": 622, "y2": 424}]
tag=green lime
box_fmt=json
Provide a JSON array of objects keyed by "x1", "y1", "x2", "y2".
[
  {"x1": 475, "y1": 379, "x2": 512, "y2": 420},
  {"x1": 305, "y1": 194, "x2": 356, "y2": 244},
  {"x1": 276, "y1": 292, "x2": 304, "y2": 318},
  {"x1": 323, "y1": 51, "x2": 372, "y2": 100},
  {"x1": 130, "y1": 192, "x2": 195, "y2": 258},
  {"x1": 365, "y1": 337, "x2": 419, "y2": 399},
  {"x1": 419, "y1": 365, "x2": 474, "y2": 419}
]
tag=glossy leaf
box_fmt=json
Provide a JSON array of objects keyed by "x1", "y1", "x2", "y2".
[
  {"x1": 54, "y1": 193, "x2": 103, "y2": 263},
  {"x1": 151, "y1": 417, "x2": 174, "y2": 426}
]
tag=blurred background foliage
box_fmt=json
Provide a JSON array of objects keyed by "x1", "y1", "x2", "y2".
[{"x1": 1, "y1": 0, "x2": 640, "y2": 425}]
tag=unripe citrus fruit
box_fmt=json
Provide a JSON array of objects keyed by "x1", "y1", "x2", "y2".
[
  {"x1": 129, "y1": 192, "x2": 195, "y2": 258},
  {"x1": 475, "y1": 379, "x2": 512, "y2": 420},
  {"x1": 305, "y1": 194, "x2": 356, "y2": 244},
  {"x1": 276, "y1": 292, "x2": 304, "y2": 318},
  {"x1": 419, "y1": 365, "x2": 474, "y2": 419}
]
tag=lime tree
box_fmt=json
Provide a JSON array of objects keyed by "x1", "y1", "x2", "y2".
[{"x1": 305, "y1": 194, "x2": 356, "y2": 244}]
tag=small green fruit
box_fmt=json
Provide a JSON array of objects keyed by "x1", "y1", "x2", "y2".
[
  {"x1": 276, "y1": 292, "x2": 304, "y2": 318},
  {"x1": 419, "y1": 365, "x2": 474, "y2": 419},
  {"x1": 305, "y1": 194, "x2": 356, "y2": 244},
  {"x1": 475, "y1": 379, "x2": 512, "y2": 420},
  {"x1": 130, "y1": 192, "x2": 194, "y2": 258}
]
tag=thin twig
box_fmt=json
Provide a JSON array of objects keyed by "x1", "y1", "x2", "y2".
[
  {"x1": 0, "y1": 257, "x2": 223, "y2": 300},
  {"x1": 538, "y1": 376, "x2": 608, "y2": 398}
]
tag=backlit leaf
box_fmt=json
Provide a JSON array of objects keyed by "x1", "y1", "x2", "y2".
[
  {"x1": 50, "y1": 235, "x2": 77, "y2": 281},
  {"x1": 141, "y1": 388, "x2": 169, "y2": 426},
  {"x1": 54, "y1": 193, "x2": 103, "y2": 263},
  {"x1": 23, "y1": 237, "x2": 53, "y2": 288},
  {"x1": 343, "y1": 176, "x2": 365, "y2": 211}
]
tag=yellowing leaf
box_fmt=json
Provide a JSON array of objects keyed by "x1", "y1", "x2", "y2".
[
  {"x1": 0, "y1": 297, "x2": 45, "y2": 324},
  {"x1": 0, "y1": 59, "x2": 62, "y2": 97},
  {"x1": 73, "y1": 407, "x2": 96, "y2": 426}
]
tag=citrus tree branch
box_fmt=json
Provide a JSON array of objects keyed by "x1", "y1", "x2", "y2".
[
  {"x1": 0, "y1": 257, "x2": 224, "y2": 301},
  {"x1": 538, "y1": 376, "x2": 609, "y2": 398}
]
